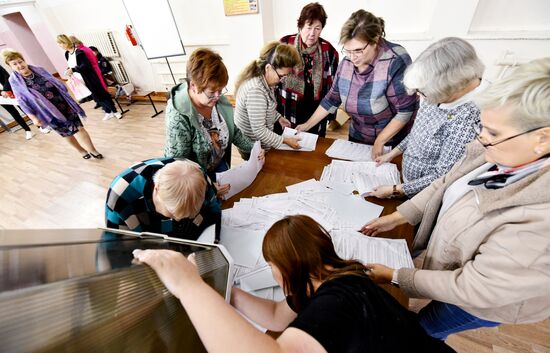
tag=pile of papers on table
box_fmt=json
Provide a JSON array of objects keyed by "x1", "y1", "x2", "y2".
[{"x1": 325, "y1": 139, "x2": 391, "y2": 161}]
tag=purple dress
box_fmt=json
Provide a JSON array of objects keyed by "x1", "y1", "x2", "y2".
[{"x1": 24, "y1": 72, "x2": 83, "y2": 137}]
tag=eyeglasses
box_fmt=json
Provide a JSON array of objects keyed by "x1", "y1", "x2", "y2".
[
  {"x1": 272, "y1": 66, "x2": 288, "y2": 82},
  {"x1": 341, "y1": 43, "x2": 368, "y2": 57},
  {"x1": 475, "y1": 125, "x2": 545, "y2": 147},
  {"x1": 415, "y1": 89, "x2": 426, "y2": 98},
  {"x1": 203, "y1": 87, "x2": 228, "y2": 101}
]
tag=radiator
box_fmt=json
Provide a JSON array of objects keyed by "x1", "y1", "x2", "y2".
[
  {"x1": 111, "y1": 60, "x2": 130, "y2": 84},
  {"x1": 76, "y1": 31, "x2": 120, "y2": 57}
]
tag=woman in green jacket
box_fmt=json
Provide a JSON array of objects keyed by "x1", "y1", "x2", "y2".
[{"x1": 164, "y1": 48, "x2": 262, "y2": 197}]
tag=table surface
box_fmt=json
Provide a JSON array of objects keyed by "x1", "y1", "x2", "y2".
[{"x1": 223, "y1": 137, "x2": 413, "y2": 306}]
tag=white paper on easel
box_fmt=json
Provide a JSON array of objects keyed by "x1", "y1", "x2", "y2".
[
  {"x1": 277, "y1": 127, "x2": 318, "y2": 151},
  {"x1": 216, "y1": 141, "x2": 264, "y2": 199}
]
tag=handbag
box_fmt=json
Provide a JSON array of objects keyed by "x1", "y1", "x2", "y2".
[{"x1": 67, "y1": 73, "x2": 92, "y2": 101}]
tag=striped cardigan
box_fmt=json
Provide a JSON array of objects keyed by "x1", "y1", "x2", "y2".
[{"x1": 234, "y1": 76, "x2": 283, "y2": 149}]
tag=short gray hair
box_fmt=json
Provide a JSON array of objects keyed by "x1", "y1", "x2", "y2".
[
  {"x1": 404, "y1": 37, "x2": 485, "y2": 104},
  {"x1": 153, "y1": 160, "x2": 207, "y2": 220},
  {"x1": 475, "y1": 58, "x2": 550, "y2": 131}
]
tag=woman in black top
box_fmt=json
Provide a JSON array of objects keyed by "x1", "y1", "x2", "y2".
[
  {"x1": 0, "y1": 65, "x2": 34, "y2": 139},
  {"x1": 134, "y1": 215, "x2": 454, "y2": 353}
]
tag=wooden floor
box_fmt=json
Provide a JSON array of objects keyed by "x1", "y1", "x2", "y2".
[{"x1": 0, "y1": 101, "x2": 548, "y2": 352}]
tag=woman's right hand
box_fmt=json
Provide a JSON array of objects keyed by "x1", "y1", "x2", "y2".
[
  {"x1": 375, "y1": 152, "x2": 393, "y2": 166},
  {"x1": 295, "y1": 122, "x2": 311, "y2": 132},
  {"x1": 132, "y1": 250, "x2": 202, "y2": 300},
  {"x1": 283, "y1": 136, "x2": 301, "y2": 149},
  {"x1": 360, "y1": 212, "x2": 407, "y2": 236},
  {"x1": 1, "y1": 91, "x2": 8, "y2": 99}
]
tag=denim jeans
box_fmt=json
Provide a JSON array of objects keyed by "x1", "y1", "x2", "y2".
[{"x1": 419, "y1": 301, "x2": 500, "y2": 340}]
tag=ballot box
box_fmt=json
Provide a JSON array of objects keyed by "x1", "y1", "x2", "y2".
[{"x1": 0, "y1": 228, "x2": 233, "y2": 353}]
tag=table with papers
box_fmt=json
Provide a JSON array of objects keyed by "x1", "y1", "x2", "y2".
[{"x1": 219, "y1": 137, "x2": 414, "y2": 308}]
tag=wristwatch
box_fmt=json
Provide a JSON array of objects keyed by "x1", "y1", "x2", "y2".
[
  {"x1": 391, "y1": 269, "x2": 400, "y2": 288},
  {"x1": 392, "y1": 185, "x2": 401, "y2": 197}
]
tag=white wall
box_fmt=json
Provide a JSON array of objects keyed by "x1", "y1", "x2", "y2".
[{"x1": 9, "y1": 0, "x2": 549, "y2": 92}]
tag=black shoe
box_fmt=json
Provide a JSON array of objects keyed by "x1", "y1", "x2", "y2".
[
  {"x1": 82, "y1": 153, "x2": 91, "y2": 159},
  {"x1": 93, "y1": 103, "x2": 101, "y2": 109},
  {"x1": 90, "y1": 152, "x2": 104, "y2": 159}
]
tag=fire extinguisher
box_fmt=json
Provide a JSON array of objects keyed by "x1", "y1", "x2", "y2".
[{"x1": 126, "y1": 25, "x2": 138, "y2": 46}]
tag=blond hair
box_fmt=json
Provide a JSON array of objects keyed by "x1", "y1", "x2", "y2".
[
  {"x1": 475, "y1": 58, "x2": 550, "y2": 131},
  {"x1": 1, "y1": 49, "x2": 24, "y2": 65},
  {"x1": 235, "y1": 41, "x2": 301, "y2": 93},
  {"x1": 153, "y1": 160, "x2": 207, "y2": 220},
  {"x1": 339, "y1": 9, "x2": 385, "y2": 45},
  {"x1": 69, "y1": 35, "x2": 83, "y2": 46},
  {"x1": 56, "y1": 34, "x2": 73, "y2": 48},
  {"x1": 404, "y1": 37, "x2": 485, "y2": 104}
]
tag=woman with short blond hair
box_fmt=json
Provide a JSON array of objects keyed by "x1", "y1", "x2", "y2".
[
  {"x1": 106, "y1": 158, "x2": 220, "y2": 240},
  {"x1": 363, "y1": 58, "x2": 550, "y2": 339}
]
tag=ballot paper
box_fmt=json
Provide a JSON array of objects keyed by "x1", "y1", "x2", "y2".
[
  {"x1": 321, "y1": 160, "x2": 401, "y2": 196},
  {"x1": 239, "y1": 266, "x2": 278, "y2": 291},
  {"x1": 325, "y1": 139, "x2": 391, "y2": 161},
  {"x1": 285, "y1": 179, "x2": 330, "y2": 193},
  {"x1": 216, "y1": 141, "x2": 264, "y2": 199},
  {"x1": 331, "y1": 229, "x2": 414, "y2": 269},
  {"x1": 277, "y1": 127, "x2": 318, "y2": 151}
]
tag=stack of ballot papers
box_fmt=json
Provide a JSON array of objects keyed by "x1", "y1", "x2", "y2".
[
  {"x1": 325, "y1": 139, "x2": 391, "y2": 161},
  {"x1": 277, "y1": 127, "x2": 318, "y2": 151},
  {"x1": 216, "y1": 141, "x2": 264, "y2": 199},
  {"x1": 321, "y1": 160, "x2": 401, "y2": 196},
  {"x1": 331, "y1": 229, "x2": 414, "y2": 269}
]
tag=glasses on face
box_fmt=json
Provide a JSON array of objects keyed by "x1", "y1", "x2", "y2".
[
  {"x1": 203, "y1": 87, "x2": 228, "y2": 101},
  {"x1": 272, "y1": 66, "x2": 288, "y2": 82},
  {"x1": 475, "y1": 124, "x2": 545, "y2": 147},
  {"x1": 415, "y1": 89, "x2": 426, "y2": 98},
  {"x1": 341, "y1": 43, "x2": 368, "y2": 57}
]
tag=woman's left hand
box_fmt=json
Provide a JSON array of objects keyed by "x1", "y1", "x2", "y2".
[
  {"x1": 133, "y1": 250, "x2": 202, "y2": 299},
  {"x1": 367, "y1": 185, "x2": 393, "y2": 199},
  {"x1": 278, "y1": 117, "x2": 291, "y2": 129},
  {"x1": 371, "y1": 140, "x2": 386, "y2": 159},
  {"x1": 365, "y1": 263, "x2": 394, "y2": 284},
  {"x1": 258, "y1": 149, "x2": 266, "y2": 163}
]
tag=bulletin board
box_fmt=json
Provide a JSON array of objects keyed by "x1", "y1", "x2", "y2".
[{"x1": 223, "y1": 0, "x2": 259, "y2": 16}]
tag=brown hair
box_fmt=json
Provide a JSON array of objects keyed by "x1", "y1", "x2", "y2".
[
  {"x1": 262, "y1": 215, "x2": 367, "y2": 312},
  {"x1": 235, "y1": 41, "x2": 301, "y2": 93},
  {"x1": 339, "y1": 9, "x2": 385, "y2": 45},
  {"x1": 297, "y1": 2, "x2": 327, "y2": 29},
  {"x1": 2, "y1": 49, "x2": 24, "y2": 65},
  {"x1": 56, "y1": 34, "x2": 73, "y2": 48},
  {"x1": 186, "y1": 48, "x2": 228, "y2": 92}
]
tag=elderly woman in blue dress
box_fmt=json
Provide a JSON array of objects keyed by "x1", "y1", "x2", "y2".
[
  {"x1": 369, "y1": 37, "x2": 486, "y2": 198},
  {"x1": 3, "y1": 49, "x2": 102, "y2": 159}
]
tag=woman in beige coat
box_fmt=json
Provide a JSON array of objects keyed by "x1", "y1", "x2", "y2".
[{"x1": 362, "y1": 58, "x2": 550, "y2": 339}]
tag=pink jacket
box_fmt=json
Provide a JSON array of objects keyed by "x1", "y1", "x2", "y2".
[{"x1": 77, "y1": 44, "x2": 107, "y2": 91}]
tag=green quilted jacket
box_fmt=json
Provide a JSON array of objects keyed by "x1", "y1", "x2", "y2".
[{"x1": 164, "y1": 81, "x2": 254, "y2": 169}]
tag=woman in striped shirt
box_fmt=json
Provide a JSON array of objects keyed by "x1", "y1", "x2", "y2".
[
  {"x1": 234, "y1": 42, "x2": 302, "y2": 151},
  {"x1": 297, "y1": 10, "x2": 418, "y2": 159}
]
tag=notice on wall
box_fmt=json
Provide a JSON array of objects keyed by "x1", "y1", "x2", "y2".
[{"x1": 223, "y1": 0, "x2": 259, "y2": 16}]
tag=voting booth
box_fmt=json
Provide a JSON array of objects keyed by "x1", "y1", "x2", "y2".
[{"x1": 0, "y1": 228, "x2": 232, "y2": 353}]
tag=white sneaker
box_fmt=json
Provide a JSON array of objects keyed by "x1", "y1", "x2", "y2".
[
  {"x1": 103, "y1": 113, "x2": 114, "y2": 121},
  {"x1": 25, "y1": 131, "x2": 35, "y2": 140},
  {"x1": 39, "y1": 127, "x2": 51, "y2": 134},
  {"x1": 114, "y1": 112, "x2": 122, "y2": 119}
]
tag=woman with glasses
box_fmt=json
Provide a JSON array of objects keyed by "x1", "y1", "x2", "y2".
[
  {"x1": 164, "y1": 48, "x2": 261, "y2": 197},
  {"x1": 369, "y1": 37, "x2": 486, "y2": 199},
  {"x1": 361, "y1": 58, "x2": 550, "y2": 339},
  {"x1": 296, "y1": 10, "x2": 417, "y2": 158},
  {"x1": 276, "y1": 2, "x2": 339, "y2": 137},
  {"x1": 234, "y1": 41, "x2": 302, "y2": 150}
]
